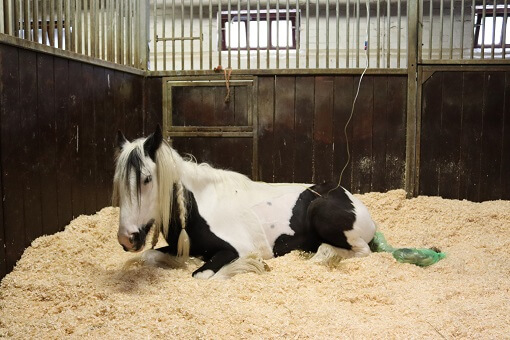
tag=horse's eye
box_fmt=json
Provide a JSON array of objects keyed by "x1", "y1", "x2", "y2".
[{"x1": 144, "y1": 175, "x2": 152, "y2": 185}]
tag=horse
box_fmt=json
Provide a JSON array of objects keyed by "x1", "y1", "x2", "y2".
[{"x1": 113, "y1": 125, "x2": 377, "y2": 279}]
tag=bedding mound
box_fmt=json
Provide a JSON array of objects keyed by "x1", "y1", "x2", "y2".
[{"x1": 1, "y1": 189, "x2": 510, "y2": 338}]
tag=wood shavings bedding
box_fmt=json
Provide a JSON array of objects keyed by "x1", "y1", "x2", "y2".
[{"x1": 1, "y1": 189, "x2": 510, "y2": 338}]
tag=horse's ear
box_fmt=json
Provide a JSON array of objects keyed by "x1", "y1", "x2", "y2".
[
  {"x1": 117, "y1": 130, "x2": 128, "y2": 149},
  {"x1": 144, "y1": 125, "x2": 163, "y2": 161}
]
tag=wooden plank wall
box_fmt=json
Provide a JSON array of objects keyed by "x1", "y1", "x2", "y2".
[
  {"x1": 420, "y1": 70, "x2": 510, "y2": 202},
  {"x1": 0, "y1": 43, "x2": 162, "y2": 279},
  {"x1": 256, "y1": 75, "x2": 408, "y2": 192}
]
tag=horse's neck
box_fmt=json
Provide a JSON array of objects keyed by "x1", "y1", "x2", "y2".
[{"x1": 169, "y1": 148, "x2": 212, "y2": 193}]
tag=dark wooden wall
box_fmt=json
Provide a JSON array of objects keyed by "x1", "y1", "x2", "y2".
[
  {"x1": 171, "y1": 75, "x2": 408, "y2": 194},
  {"x1": 0, "y1": 43, "x2": 162, "y2": 279},
  {"x1": 256, "y1": 75, "x2": 407, "y2": 192},
  {"x1": 420, "y1": 70, "x2": 510, "y2": 201}
]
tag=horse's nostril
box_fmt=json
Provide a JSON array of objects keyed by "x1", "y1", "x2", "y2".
[{"x1": 122, "y1": 245, "x2": 129, "y2": 252}]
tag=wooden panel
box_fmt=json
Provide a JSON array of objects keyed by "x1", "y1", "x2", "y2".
[
  {"x1": 351, "y1": 75, "x2": 373, "y2": 193},
  {"x1": 332, "y1": 76, "x2": 354, "y2": 191},
  {"x1": 438, "y1": 72, "x2": 463, "y2": 199},
  {"x1": 104, "y1": 69, "x2": 116, "y2": 205},
  {"x1": 54, "y1": 56, "x2": 74, "y2": 227},
  {"x1": 171, "y1": 137, "x2": 253, "y2": 177},
  {"x1": 81, "y1": 64, "x2": 97, "y2": 215},
  {"x1": 19, "y1": 49, "x2": 43, "y2": 247},
  {"x1": 94, "y1": 67, "x2": 110, "y2": 210},
  {"x1": 313, "y1": 76, "x2": 334, "y2": 184},
  {"x1": 503, "y1": 72, "x2": 510, "y2": 200},
  {"x1": 371, "y1": 76, "x2": 389, "y2": 193},
  {"x1": 459, "y1": 72, "x2": 484, "y2": 202},
  {"x1": 419, "y1": 72, "x2": 443, "y2": 197},
  {"x1": 144, "y1": 77, "x2": 163, "y2": 133},
  {"x1": 113, "y1": 71, "x2": 126, "y2": 136},
  {"x1": 274, "y1": 76, "x2": 295, "y2": 182},
  {"x1": 69, "y1": 60, "x2": 85, "y2": 218},
  {"x1": 125, "y1": 73, "x2": 144, "y2": 138},
  {"x1": 257, "y1": 77, "x2": 275, "y2": 182},
  {"x1": 479, "y1": 71, "x2": 505, "y2": 201},
  {"x1": 0, "y1": 44, "x2": 25, "y2": 273},
  {"x1": 234, "y1": 86, "x2": 249, "y2": 125},
  {"x1": 294, "y1": 76, "x2": 314, "y2": 183},
  {"x1": 385, "y1": 76, "x2": 407, "y2": 190},
  {"x1": 37, "y1": 53, "x2": 59, "y2": 235}
]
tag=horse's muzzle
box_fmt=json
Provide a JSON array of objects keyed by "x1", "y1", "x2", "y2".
[{"x1": 119, "y1": 219, "x2": 155, "y2": 252}]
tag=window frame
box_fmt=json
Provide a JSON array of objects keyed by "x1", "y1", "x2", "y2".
[{"x1": 219, "y1": 9, "x2": 298, "y2": 51}]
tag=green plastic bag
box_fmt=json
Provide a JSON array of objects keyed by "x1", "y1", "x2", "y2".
[{"x1": 369, "y1": 231, "x2": 446, "y2": 267}]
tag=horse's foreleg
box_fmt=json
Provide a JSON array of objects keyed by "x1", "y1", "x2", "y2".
[{"x1": 192, "y1": 250, "x2": 238, "y2": 279}]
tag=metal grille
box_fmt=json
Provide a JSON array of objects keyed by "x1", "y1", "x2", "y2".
[
  {"x1": 420, "y1": 0, "x2": 509, "y2": 61},
  {"x1": 1, "y1": 0, "x2": 148, "y2": 69},
  {"x1": 150, "y1": 0, "x2": 409, "y2": 71}
]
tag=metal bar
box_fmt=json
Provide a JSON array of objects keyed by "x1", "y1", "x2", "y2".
[
  {"x1": 134, "y1": 0, "x2": 140, "y2": 67},
  {"x1": 439, "y1": 0, "x2": 444, "y2": 59},
  {"x1": 247, "y1": 0, "x2": 251, "y2": 69},
  {"x1": 256, "y1": 0, "x2": 260, "y2": 68},
  {"x1": 153, "y1": 0, "x2": 157, "y2": 69},
  {"x1": 315, "y1": 0, "x2": 319, "y2": 68},
  {"x1": 33, "y1": 0, "x2": 39, "y2": 42},
  {"x1": 277, "y1": 0, "x2": 280, "y2": 69},
  {"x1": 41, "y1": 0, "x2": 47, "y2": 44},
  {"x1": 346, "y1": 0, "x2": 350, "y2": 68},
  {"x1": 377, "y1": 0, "x2": 380, "y2": 68},
  {"x1": 101, "y1": 0, "x2": 105, "y2": 59},
  {"x1": 324, "y1": 0, "x2": 329, "y2": 68},
  {"x1": 237, "y1": 0, "x2": 240, "y2": 69},
  {"x1": 199, "y1": 0, "x2": 203, "y2": 70},
  {"x1": 266, "y1": 0, "x2": 269, "y2": 68},
  {"x1": 172, "y1": 0, "x2": 176, "y2": 70},
  {"x1": 356, "y1": 0, "x2": 360, "y2": 68},
  {"x1": 481, "y1": 0, "x2": 485, "y2": 59},
  {"x1": 90, "y1": 0, "x2": 96, "y2": 56},
  {"x1": 191, "y1": 0, "x2": 194, "y2": 70},
  {"x1": 460, "y1": 0, "x2": 465, "y2": 59},
  {"x1": 227, "y1": 0, "x2": 231, "y2": 68},
  {"x1": 84, "y1": 0, "x2": 89, "y2": 55},
  {"x1": 397, "y1": 0, "x2": 401, "y2": 67},
  {"x1": 285, "y1": 0, "x2": 289, "y2": 69},
  {"x1": 386, "y1": 0, "x2": 390, "y2": 68},
  {"x1": 366, "y1": 0, "x2": 369, "y2": 67},
  {"x1": 50, "y1": 0, "x2": 55, "y2": 46},
  {"x1": 470, "y1": 0, "x2": 475, "y2": 59},
  {"x1": 336, "y1": 0, "x2": 339, "y2": 68},
  {"x1": 65, "y1": 0, "x2": 71, "y2": 51},
  {"x1": 306, "y1": 0, "x2": 309, "y2": 68},
  {"x1": 218, "y1": 0, "x2": 221, "y2": 68},
  {"x1": 163, "y1": 0, "x2": 167, "y2": 70},
  {"x1": 209, "y1": 0, "x2": 212, "y2": 69},
  {"x1": 449, "y1": 0, "x2": 454, "y2": 59},
  {"x1": 24, "y1": 0, "x2": 30, "y2": 40},
  {"x1": 0, "y1": 0, "x2": 4, "y2": 34},
  {"x1": 5, "y1": 0, "x2": 13, "y2": 35},
  {"x1": 117, "y1": 0, "x2": 123, "y2": 64},
  {"x1": 296, "y1": 0, "x2": 300, "y2": 68},
  {"x1": 491, "y1": 0, "x2": 496, "y2": 59},
  {"x1": 504, "y1": 0, "x2": 508, "y2": 59},
  {"x1": 58, "y1": 0, "x2": 63, "y2": 48},
  {"x1": 128, "y1": 0, "x2": 133, "y2": 65},
  {"x1": 14, "y1": 0, "x2": 20, "y2": 38},
  {"x1": 181, "y1": 0, "x2": 185, "y2": 70}
]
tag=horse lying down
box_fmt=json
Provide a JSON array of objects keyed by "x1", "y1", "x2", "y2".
[{"x1": 113, "y1": 126, "x2": 377, "y2": 279}]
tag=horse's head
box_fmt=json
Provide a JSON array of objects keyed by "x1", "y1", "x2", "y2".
[{"x1": 113, "y1": 126, "x2": 164, "y2": 252}]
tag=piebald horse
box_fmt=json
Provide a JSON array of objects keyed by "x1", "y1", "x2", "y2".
[{"x1": 113, "y1": 126, "x2": 377, "y2": 279}]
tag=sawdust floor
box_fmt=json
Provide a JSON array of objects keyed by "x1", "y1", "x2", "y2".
[{"x1": 1, "y1": 189, "x2": 510, "y2": 339}]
